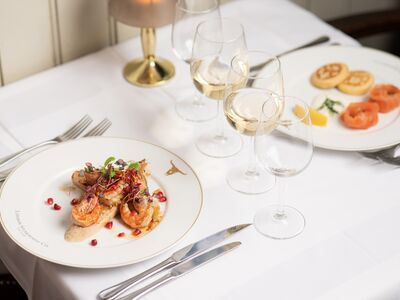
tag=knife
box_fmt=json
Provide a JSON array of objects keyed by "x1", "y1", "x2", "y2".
[
  {"x1": 249, "y1": 35, "x2": 330, "y2": 73},
  {"x1": 116, "y1": 241, "x2": 241, "y2": 300},
  {"x1": 98, "y1": 224, "x2": 250, "y2": 300}
]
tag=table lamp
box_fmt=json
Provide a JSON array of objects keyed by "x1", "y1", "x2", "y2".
[{"x1": 109, "y1": 0, "x2": 176, "y2": 87}]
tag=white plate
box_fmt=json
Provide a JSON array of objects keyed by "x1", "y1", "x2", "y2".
[
  {"x1": 280, "y1": 46, "x2": 400, "y2": 151},
  {"x1": 0, "y1": 137, "x2": 202, "y2": 268}
]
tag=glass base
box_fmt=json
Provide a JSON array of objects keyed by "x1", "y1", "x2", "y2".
[
  {"x1": 196, "y1": 131, "x2": 243, "y2": 158},
  {"x1": 175, "y1": 96, "x2": 217, "y2": 122},
  {"x1": 253, "y1": 205, "x2": 305, "y2": 239},
  {"x1": 227, "y1": 165, "x2": 276, "y2": 194}
]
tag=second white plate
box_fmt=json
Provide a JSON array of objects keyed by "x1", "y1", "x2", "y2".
[{"x1": 280, "y1": 45, "x2": 400, "y2": 151}]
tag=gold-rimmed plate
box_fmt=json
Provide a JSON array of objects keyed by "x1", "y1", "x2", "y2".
[{"x1": 0, "y1": 137, "x2": 202, "y2": 268}]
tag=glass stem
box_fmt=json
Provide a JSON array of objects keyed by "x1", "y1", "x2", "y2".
[
  {"x1": 275, "y1": 177, "x2": 287, "y2": 219},
  {"x1": 216, "y1": 99, "x2": 225, "y2": 139},
  {"x1": 245, "y1": 136, "x2": 258, "y2": 177}
]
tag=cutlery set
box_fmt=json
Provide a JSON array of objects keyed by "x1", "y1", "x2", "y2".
[{"x1": 98, "y1": 224, "x2": 250, "y2": 300}]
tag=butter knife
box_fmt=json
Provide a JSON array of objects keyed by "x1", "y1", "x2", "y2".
[
  {"x1": 98, "y1": 224, "x2": 250, "y2": 300},
  {"x1": 116, "y1": 241, "x2": 241, "y2": 300}
]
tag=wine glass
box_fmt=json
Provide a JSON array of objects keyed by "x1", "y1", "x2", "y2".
[
  {"x1": 171, "y1": 0, "x2": 220, "y2": 122},
  {"x1": 225, "y1": 51, "x2": 283, "y2": 194},
  {"x1": 254, "y1": 96, "x2": 313, "y2": 239},
  {"x1": 191, "y1": 18, "x2": 247, "y2": 158}
]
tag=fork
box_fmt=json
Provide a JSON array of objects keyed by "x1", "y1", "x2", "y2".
[
  {"x1": 359, "y1": 144, "x2": 400, "y2": 166},
  {"x1": 0, "y1": 118, "x2": 111, "y2": 182},
  {"x1": 0, "y1": 115, "x2": 92, "y2": 170},
  {"x1": 82, "y1": 118, "x2": 111, "y2": 138}
]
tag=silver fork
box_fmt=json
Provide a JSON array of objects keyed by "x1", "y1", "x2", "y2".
[
  {"x1": 0, "y1": 118, "x2": 111, "y2": 182},
  {"x1": 359, "y1": 144, "x2": 400, "y2": 166},
  {"x1": 0, "y1": 115, "x2": 92, "y2": 170},
  {"x1": 82, "y1": 118, "x2": 111, "y2": 137}
]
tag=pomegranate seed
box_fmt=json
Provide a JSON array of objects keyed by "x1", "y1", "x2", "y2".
[
  {"x1": 156, "y1": 191, "x2": 163, "y2": 198},
  {"x1": 70, "y1": 198, "x2": 79, "y2": 206},
  {"x1": 47, "y1": 198, "x2": 54, "y2": 205},
  {"x1": 159, "y1": 196, "x2": 167, "y2": 202},
  {"x1": 53, "y1": 203, "x2": 61, "y2": 210},
  {"x1": 105, "y1": 221, "x2": 113, "y2": 229},
  {"x1": 133, "y1": 229, "x2": 141, "y2": 236},
  {"x1": 117, "y1": 232, "x2": 125, "y2": 237},
  {"x1": 90, "y1": 239, "x2": 97, "y2": 246}
]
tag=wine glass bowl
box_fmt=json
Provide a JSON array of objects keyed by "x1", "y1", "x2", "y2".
[
  {"x1": 190, "y1": 18, "x2": 248, "y2": 101},
  {"x1": 172, "y1": 0, "x2": 220, "y2": 122},
  {"x1": 254, "y1": 96, "x2": 313, "y2": 239},
  {"x1": 257, "y1": 107, "x2": 313, "y2": 177},
  {"x1": 225, "y1": 89, "x2": 282, "y2": 135}
]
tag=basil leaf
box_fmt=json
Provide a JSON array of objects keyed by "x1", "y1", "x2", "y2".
[
  {"x1": 128, "y1": 162, "x2": 140, "y2": 170},
  {"x1": 104, "y1": 156, "x2": 116, "y2": 166}
]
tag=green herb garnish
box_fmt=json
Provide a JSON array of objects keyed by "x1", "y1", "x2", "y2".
[
  {"x1": 128, "y1": 162, "x2": 140, "y2": 170},
  {"x1": 317, "y1": 98, "x2": 343, "y2": 115},
  {"x1": 104, "y1": 156, "x2": 116, "y2": 167}
]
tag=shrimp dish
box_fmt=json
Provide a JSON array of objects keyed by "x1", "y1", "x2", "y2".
[{"x1": 64, "y1": 157, "x2": 163, "y2": 242}]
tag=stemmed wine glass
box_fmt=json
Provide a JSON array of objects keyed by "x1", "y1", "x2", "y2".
[
  {"x1": 254, "y1": 96, "x2": 313, "y2": 239},
  {"x1": 224, "y1": 51, "x2": 283, "y2": 194},
  {"x1": 191, "y1": 18, "x2": 248, "y2": 158},
  {"x1": 171, "y1": 0, "x2": 220, "y2": 122}
]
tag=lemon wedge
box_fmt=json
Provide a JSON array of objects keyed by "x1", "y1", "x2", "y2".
[{"x1": 293, "y1": 105, "x2": 328, "y2": 127}]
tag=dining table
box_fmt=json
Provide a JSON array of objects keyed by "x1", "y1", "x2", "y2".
[{"x1": 1, "y1": 0, "x2": 400, "y2": 299}]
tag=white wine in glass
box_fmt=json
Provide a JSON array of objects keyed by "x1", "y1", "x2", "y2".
[
  {"x1": 171, "y1": 0, "x2": 220, "y2": 122},
  {"x1": 190, "y1": 18, "x2": 248, "y2": 158},
  {"x1": 225, "y1": 89, "x2": 281, "y2": 136},
  {"x1": 192, "y1": 56, "x2": 248, "y2": 100}
]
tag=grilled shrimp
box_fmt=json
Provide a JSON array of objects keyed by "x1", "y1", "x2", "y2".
[
  {"x1": 120, "y1": 196, "x2": 155, "y2": 229},
  {"x1": 71, "y1": 170, "x2": 101, "y2": 190},
  {"x1": 100, "y1": 179, "x2": 126, "y2": 207},
  {"x1": 72, "y1": 193, "x2": 102, "y2": 227}
]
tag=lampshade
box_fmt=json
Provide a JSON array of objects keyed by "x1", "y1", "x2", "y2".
[{"x1": 109, "y1": 0, "x2": 176, "y2": 28}]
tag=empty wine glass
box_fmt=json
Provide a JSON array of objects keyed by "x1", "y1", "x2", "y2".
[
  {"x1": 191, "y1": 18, "x2": 247, "y2": 158},
  {"x1": 225, "y1": 51, "x2": 283, "y2": 194},
  {"x1": 171, "y1": 0, "x2": 220, "y2": 122},
  {"x1": 254, "y1": 96, "x2": 313, "y2": 239}
]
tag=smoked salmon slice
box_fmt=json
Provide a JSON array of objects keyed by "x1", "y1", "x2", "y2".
[
  {"x1": 341, "y1": 102, "x2": 379, "y2": 129},
  {"x1": 369, "y1": 84, "x2": 400, "y2": 113}
]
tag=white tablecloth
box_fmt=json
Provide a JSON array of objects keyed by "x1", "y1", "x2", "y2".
[{"x1": 1, "y1": 0, "x2": 399, "y2": 299}]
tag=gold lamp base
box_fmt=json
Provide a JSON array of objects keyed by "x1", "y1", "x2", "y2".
[
  {"x1": 123, "y1": 27, "x2": 175, "y2": 88},
  {"x1": 123, "y1": 57, "x2": 175, "y2": 88}
]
